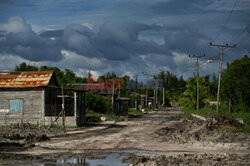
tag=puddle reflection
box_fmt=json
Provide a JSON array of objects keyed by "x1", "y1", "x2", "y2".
[
  {"x1": 57, "y1": 153, "x2": 128, "y2": 166},
  {"x1": 15, "y1": 150, "x2": 168, "y2": 166}
]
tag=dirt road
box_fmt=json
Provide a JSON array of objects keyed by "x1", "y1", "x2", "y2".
[{"x1": 1, "y1": 108, "x2": 249, "y2": 165}]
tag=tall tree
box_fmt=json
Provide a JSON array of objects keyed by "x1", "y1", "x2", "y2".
[
  {"x1": 221, "y1": 55, "x2": 250, "y2": 112},
  {"x1": 179, "y1": 77, "x2": 209, "y2": 109}
]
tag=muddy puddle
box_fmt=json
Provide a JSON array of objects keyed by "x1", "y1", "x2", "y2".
[
  {"x1": 11, "y1": 150, "x2": 169, "y2": 166},
  {"x1": 57, "y1": 153, "x2": 128, "y2": 166},
  {"x1": 56, "y1": 150, "x2": 168, "y2": 166}
]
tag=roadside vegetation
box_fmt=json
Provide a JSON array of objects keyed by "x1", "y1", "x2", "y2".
[
  {"x1": 128, "y1": 108, "x2": 143, "y2": 115},
  {"x1": 180, "y1": 56, "x2": 250, "y2": 133}
]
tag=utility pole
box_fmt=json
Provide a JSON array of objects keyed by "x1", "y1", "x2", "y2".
[
  {"x1": 162, "y1": 87, "x2": 165, "y2": 106},
  {"x1": 112, "y1": 78, "x2": 115, "y2": 104},
  {"x1": 156, "y1": 87, "x2": 158, "y2": 108},
  {"x1": 61, "y1": 86, "x2": 65, "y2": 130},
  {"x1": 171, "y1": 88, "x2": 175, "y2": 107},
  {"x1": 142, "y1": 72, "x2": 150, "y2": 107},
  {"x1": 153, "y1": 84, "x2": 156, "y2": 109},
  {"x1": 132, "y1": 73, "x2": 139, "y2": 110},
  {"x1": 189, "y1": 54, "x2": 205, "y2": 111},
  {"x1": 210, "y1": 42, "x2": 236, "y2": 113},
  {"x1": 135, "y1": 74, "x2": 139, "y2": 110}
]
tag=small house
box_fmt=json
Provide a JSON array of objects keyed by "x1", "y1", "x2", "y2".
[
  {"x1": 0, "y1": 71, "x2": 86, "y2": 126},
  {"x1": 115, "y1": 97, "x2": 130, "y2": 115}
]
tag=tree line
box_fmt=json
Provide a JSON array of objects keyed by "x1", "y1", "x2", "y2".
[{"x1": 14, "y1": 55, "x2": 249, "y2": 113}]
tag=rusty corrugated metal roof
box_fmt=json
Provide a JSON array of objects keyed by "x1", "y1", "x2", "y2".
[{"x1": 0, "y1": 71, "x2": 54, "y2": 88}]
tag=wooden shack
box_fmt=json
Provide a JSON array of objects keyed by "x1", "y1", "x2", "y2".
[
  {"x1": 115, "y1": 97, "x2": 130, "y2": 115},
  {"x1": 0, "y1": 71, "x2": 86, "y2": 126}
]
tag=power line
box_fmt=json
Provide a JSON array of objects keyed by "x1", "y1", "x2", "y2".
[
  {"x1": 235, "y1": 34, "x2": 250, "y2": 46},
  {"x1": 214, "y1": 0, "x2": 239, "y2": 41},
  {"x1": 230, "y1": 24, "x2": 250, "y2": 44}
]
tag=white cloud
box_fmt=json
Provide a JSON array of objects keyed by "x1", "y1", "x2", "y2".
[
  {"x1": 173, "y1": 51, "x2": 190, "y2": 64},
  {"x1": 81, "y1": 22, "x2": 94, "y2": 30},
  {"x1": 0, "y1": 16, "x2": 31, "y2": 33},
  {"x1": 0, "y1": 53, "x2": 41, "y2": 71},
  {"x1": 140, "y1": 55, "x2": 146, "y2": 60},
  {"x1": 60, "y1": 50, "x2": 105, "y2": 69}
]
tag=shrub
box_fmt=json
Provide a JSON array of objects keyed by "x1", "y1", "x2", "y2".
[{"x1": 85, "y1": 92, "x2": 112, "y2": 114}]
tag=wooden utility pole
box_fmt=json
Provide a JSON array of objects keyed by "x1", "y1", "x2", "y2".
[
  {"x1": 162, "y1": 87, "x2": 165, "y2": 106},
  {"x1": 189, "y1": 54, "x2": 205, "y2": 111},
  {"x1": 112, "y1": 78, "x2": 115, "y2": 104},
  {"x1": 61, "y1": 86, "x2": 65, "y2": 130},
  {"x1": 133, "y1": 74, "x2": 139, "y2": 110},
  {"x1": 156, "y1": 87, "x2": 158, "y2": 107},
  {"x1": 142, "y1": 72, "x2": 150, "y2": 107},
  {"x1": 153, "y1": 79, "x2": 156, "y2": 109},
  {"x1": 171, "y1": 88, "x2": 175, "y2": 107},
  {"x1": 210, "y1": 42, "x2": 236, "y2": 113}
]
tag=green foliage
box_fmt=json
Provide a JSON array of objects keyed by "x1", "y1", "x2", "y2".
[
  {"x1": 0, "y1": 136, "x2": 6, "y2": 142},
  {"x1": 221, "y1": 55, "x2": 250, "y2": 112},
  {"x1": 183, "y1": 107, "x2": 215, "y2": 117},
  {"x1": 145, "y1": 107, "x2": 152, "y2": 112},
  {"x1": 15, "y1": 62, "x2": 38, "y2": 71},
  {"x1": 208, "y1": 74, "x2": 218, "y2": 100},
  {"x1": 85, "y1": 92, "x2": 112, "y2": 114},
  {"x1": 179, "y1": 77, "x2": 209, "y2": 109},
  {"x1": 128, "y1": 108, "x2": 143, "y2": 115},
  {"x1": 153, "y1": 71, "x2": 186, "y2": 105},
  {"x1": 15, "y1": 63, "x2": 86, "y2": 86},
  {"x1": 105, "y1": 113, "x2": 120, "y2": 121}
]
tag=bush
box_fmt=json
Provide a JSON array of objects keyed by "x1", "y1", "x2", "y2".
[
  {"x1": 221, "y1": 55, "x2": 250, "y2": 112},
  {"x1": 86, "y1": 92, "x2": 112, "y2": 114}
]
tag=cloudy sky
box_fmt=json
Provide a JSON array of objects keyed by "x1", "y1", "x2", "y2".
[{"x1": 0, "y1": 0, "x2": 249, "y2": 79}]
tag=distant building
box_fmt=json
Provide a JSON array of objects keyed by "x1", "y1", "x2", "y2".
[
  {"x1": 0, "y1": 71, "x2": 86, "y2": 126},
  {"x1": 116, "y1": 97, "x2": 130, "y2": 115}
]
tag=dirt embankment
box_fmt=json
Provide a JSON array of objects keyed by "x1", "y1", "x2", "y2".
[
  {"x1": 0, "y1": 123, "x2": 61, "y2": 151},
  {"x1": 124, "y1": 112, "x2": 250, "y2": 166},
  {"x1": 155, "y1": 116, "x2": 250, "y2": 145},
  {"x1": 123, "y1": 153, "x2": 250, "y2": 166}
]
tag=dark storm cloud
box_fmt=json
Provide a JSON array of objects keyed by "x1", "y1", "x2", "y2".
[
  {"x1": 164, "y1": 27, "x2": 211, "y2": 55},
  {"x1": 0, "y1": 0, "x2": 12, "y2": 4},
  {"x1": 93, "y1": 22, "x2": 168, "y2": 60},
  {"x1": 43, "y1": 22, "x2": 168, "y2": 61},
  {"x1": 39, "y1": 30, "x2": 64, "y2": 38},
  {"x1": 0, "y1": 16, "x2": 169, "y2": 62},
  {"x1": 0, "y1": 17, "x2": 62, "y2": 61},
  {"x1": 0, "y1": 31, "x2": 62, "y2": 61},
  {"x1": 149, "y1": 0, "x2": 214, "y2": 15},
  {"x1": 247, "y1": 26, "x2": 250, "y2": 34}
]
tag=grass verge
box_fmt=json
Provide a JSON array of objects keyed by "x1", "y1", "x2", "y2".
[{"x1": 128, "y1": 108, "x2": 143, "y2": 116}]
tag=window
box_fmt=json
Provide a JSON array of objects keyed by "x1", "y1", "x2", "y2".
[{"x1": 9, "y1": 99, "x2": 23, "y2": 114}]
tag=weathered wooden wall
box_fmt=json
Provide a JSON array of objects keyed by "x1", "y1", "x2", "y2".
[{"x1": 0, "y1": 90, "x2": 45, "y2": 125}]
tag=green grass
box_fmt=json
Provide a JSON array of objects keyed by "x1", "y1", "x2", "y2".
[
  {"x1": 128, "y1": 108, "x2": 143, "y2": 115},
  {"x1": 183, "y1": 107, "x2": 215, "y2": 117},
  {"x1": 105, "y1": 113, "x2": 120, "y2": 121},
  {"x1": 0, "y1": 136, "x2": 6, "y2": 142},
  {"x1": 145, "y1": 107, "x2": 153, "y2": 112}
]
